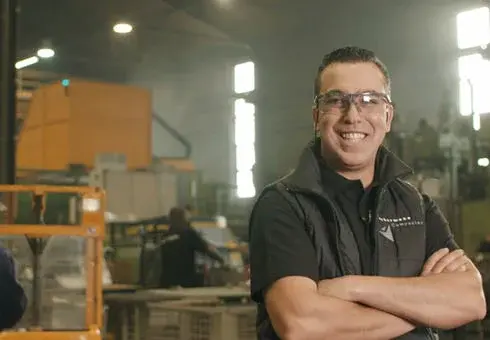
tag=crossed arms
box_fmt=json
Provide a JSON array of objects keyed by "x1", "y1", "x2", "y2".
[
  {"x1": 266, "y1": 248, "x2": 486, "y2": 340},
  {"x1": 251, "y1": 192, "x2": 486, "y2": 340}
]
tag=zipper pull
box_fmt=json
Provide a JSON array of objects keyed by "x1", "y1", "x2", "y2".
[{"x1": 362, "y1": 210, "x2": 372, "y2": 224}]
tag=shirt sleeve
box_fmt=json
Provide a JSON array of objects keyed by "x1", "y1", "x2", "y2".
[
  {"x1": 424, "y1": 194, "x2": 459, "y2": 259},
  {"x1": 249, "y1": 189, "x2": 319, "y2": 303},
  {"x1": 188, "y1": 228, "x2": 210, "y2": 254}
]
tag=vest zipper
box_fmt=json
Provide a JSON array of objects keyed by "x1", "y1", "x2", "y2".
[
  {"x1": 372, "y1": 186, "x2": 387, "y2": 276},
  {"x1": 423, "y1": 327, "x2": 436, "y2": 339}
]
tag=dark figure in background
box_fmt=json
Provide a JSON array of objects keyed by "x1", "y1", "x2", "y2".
[
  {"x1": 184, "y1": 204, "x2": 194, "y2": 222},
  {"x1": 158, "y1": 207, "x2": 225, "y2": 288},
  {"x1": 477, "y1": 235, "x2": 490, "y2": 254},
  {"x1": 249, "y1": 46, "x2": 485, "y2": 340},
  {"x1": 0, "y1": 247, "x2": 26, "y2": 329}
]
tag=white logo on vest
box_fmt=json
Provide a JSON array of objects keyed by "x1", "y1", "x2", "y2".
[{"x1": 377, "y1": 216, "x2": 424, "y2": 242}]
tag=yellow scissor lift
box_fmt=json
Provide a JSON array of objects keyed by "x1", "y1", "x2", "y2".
[{"x1": 0, "y1": 185, "x2": 105, "y2": 340}]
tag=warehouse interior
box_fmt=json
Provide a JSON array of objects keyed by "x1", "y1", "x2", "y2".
[{"x1": 1, "y1": 0, "x2": 490, "y2": 339}]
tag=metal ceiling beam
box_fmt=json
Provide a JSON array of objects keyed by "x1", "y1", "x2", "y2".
[{"x1": 161, "y1": 0, "x2": 252, "y2": 50}]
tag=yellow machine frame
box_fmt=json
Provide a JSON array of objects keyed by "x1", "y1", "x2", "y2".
[{"x1": 0, "y1": 185, "x2": 105, "y2": 340}]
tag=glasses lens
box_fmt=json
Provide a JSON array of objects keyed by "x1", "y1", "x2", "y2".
[
  {"x1": 318, "y1": 94, "x2": 344, "y2": 112},
  {"x1": 354, "y1": 92, "x2": 387, "y2": 114},
  {"x1": 318, "y1": 91, "x2": 389, "y2": 115}
]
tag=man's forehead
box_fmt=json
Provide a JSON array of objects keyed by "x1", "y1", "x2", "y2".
[{"x1": 319, "y1": 62, "x2": 387, "y2": 94}]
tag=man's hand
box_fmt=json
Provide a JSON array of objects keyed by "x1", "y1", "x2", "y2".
[
  {"x1": 421, "y1": 248, "x2": 469, "y2": 276},
  {"x1": 317, "y1": 276, "x2": 356, "y2": 301}
]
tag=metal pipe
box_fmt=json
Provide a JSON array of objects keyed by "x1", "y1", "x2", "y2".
[
  {"x1": 468, "y1": 79, "x2": 479, "y2": 170},
  {"x1": 0, "y1": 0, "x2": 17, "y2": 185},
  {"x1": 152, "y1": 112, "x2": 192, "y2": 158}
]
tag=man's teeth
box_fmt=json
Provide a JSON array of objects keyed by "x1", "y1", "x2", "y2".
[{"x1": 340, "y1": 133, "x2": 366, "y2": 140}]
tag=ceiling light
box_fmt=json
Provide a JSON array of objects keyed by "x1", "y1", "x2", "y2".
[
  {"x1": 113, "y1": 23, "x2": 133, "y2": 34},
  {"x1": 15, "y1": 56, "x2": 39, "y2": 69},
  {"x1": 37, "y1": 48, "x2": 55, "y2": 59}
]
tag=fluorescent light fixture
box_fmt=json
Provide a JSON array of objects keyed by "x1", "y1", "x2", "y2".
[
  {"x1": 113, "y1": 23, "x2": 133, "y2": 34},
  {"x1": 15, "y1": 56, "x2": 39, "y2": 69},
  {"x1": 37, "y1": 48, "x2": 55, "y2": 59}
]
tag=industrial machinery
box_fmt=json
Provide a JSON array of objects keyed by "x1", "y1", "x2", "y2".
[
  {"x1": 107, "y1": 216, "x2": 247, "y2": 287},
  {"x1": 0, "y1": 185, "x2": 106, "y2": 340},
  {"x1": 14, "y1": 77, "x2": 204, "y2": 222}
]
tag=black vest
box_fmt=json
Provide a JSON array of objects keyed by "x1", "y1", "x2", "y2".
[{"x1": 254, "y1": 143, "x2": 438, "y2": 340}]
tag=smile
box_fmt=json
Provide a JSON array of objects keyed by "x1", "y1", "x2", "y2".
[{"x1": 339, "y1": 132, "x2": 367, "y2": 142}]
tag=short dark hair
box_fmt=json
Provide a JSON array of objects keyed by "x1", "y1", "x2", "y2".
[
  {"x1": 169, "y1": 207, "x2": 188, "y2": 230},
  {"x1": 313, "y1": 46, "x2": 391, "y2": 98}
]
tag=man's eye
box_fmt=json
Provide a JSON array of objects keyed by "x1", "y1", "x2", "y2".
[
  {"x1": 360, "y1": 95, "x2": 380, "y2": 105},
  {"x1": 324, "y1": 97, "x2": 342, "y2": 105}
]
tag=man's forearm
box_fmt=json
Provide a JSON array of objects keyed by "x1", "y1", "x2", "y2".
[
  {"x1": 348, "y1": 270, "x2": 486, "y2": 329},
  {"x1": 293, "y1": 293, "x2": 415, "y2": 339}
]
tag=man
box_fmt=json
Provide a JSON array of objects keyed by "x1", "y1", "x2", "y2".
[
  {"x1": 184, "y1": 204, "x2": 194, "y2": 222},
  {"x1": 249, "y1": 46, "x2": 486, "y2": 340},
  {"x1": 159, "y1": 207, "x2": 226, "y2": 288},
  {"x1": 0, "y1": 247, "x2": 26, "y2": 329}
]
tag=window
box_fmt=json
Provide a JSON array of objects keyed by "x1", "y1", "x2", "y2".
[
  {"x1": 234, "y1": 61, "x2": 255, "y2": 94},
  {"x1": 236, "y1": 144, "x2": 255, "y2": 171},
  {"x1": 458, "y1": 55, "x2": 490, "y2": 119},
  {"x1": 233, "y1": 62, "x2": 256, "y2": 198},
  {"x1": 234, "y1": 99, "x2": 256, "y2": 198},
  {"x1": 236, "y1": 170, "x2": 255, "y2": 198},
  {"x1": 456, "y1": 7, "x2": 490, "y2": 50},
  {"x1": 234, "y1": 99, "x2": 255, "y2": 145},
  {"x1": 459, "y1": 71, "x2": 490, "y2": 117},
  {"x1": 458, "y1": 53, "x2": 482, "y2": 80}
]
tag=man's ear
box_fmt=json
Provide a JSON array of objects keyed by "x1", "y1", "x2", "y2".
[
  {"x1": 312, "y1": 107, "x2": 319, "y2": 131},
  {"x1": 385, "y1": 105, "x2": 394, "y2": 133}
]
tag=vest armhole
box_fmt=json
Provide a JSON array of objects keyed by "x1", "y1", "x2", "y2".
[
  {"x1": 395, "y1": 179, "x2": 425, "y2": 219},
  {"x1": 275, "y1": 183, "x2": 311, "y2": 233}
]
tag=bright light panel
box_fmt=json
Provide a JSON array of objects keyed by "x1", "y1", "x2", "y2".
[
  {"x1": 234, "y1": 99, "x2": 255, "y2": 145},
  {"x1": 234, "y1": 61, "x2": 255, "y2": 94},
  {"x1": 37, "y1": 48, "x2": 55, "y2": 59},
  {"x1": 458, "y1": 53, "x2": 482, "y2": 79},
  {"x1": 15, "y1": 56, "x2": 39, "y2": 69},
  {"x1": 236, "y1": 144, "x2": 256, "y2": 171},
  {"x1": 236, "y1": 170, "x2": 256, "y2": 198},
  {"x1": 473, "y1": 112, "x2": 481, "y2": 131},
  {"x1": 459, "y1": 79, "x2": 490, "y2": 116},
  {"x1": 113, "y1": 23, "x2": 133, "y2": 34},
  {"x1": 458, "y1": 56, "x2": 490, "y2": 116},
  {"x1": 233, "y1": 98, "x2": 256, "y2": 198},
  {"x1": 457, "y1": 7, "x2": 490, "y2": 49},
  {"x1": 478, "y1": 157, "x2": 490, "y2": 167}
]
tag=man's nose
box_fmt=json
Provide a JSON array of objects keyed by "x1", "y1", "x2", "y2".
[{"x1": 343, "y1": 101, "x2": 362, "y2": 123}]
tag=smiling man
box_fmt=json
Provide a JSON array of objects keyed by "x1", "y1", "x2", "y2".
[{"x1": 248, "y1": 46, "x2": 486, "y2": 340}]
